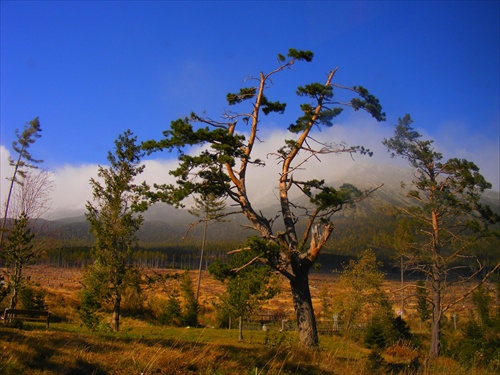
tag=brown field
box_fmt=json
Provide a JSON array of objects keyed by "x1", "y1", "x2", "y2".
[
  {"x1": 0, "y1": 266, "x2": 494, "y2": 375},
  {"x1": 19, "y1": 265, "x2": 478, "y2": 326}
]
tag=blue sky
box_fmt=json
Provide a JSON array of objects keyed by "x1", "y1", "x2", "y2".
[{"x1": 1, "y1": 1, "x2": 499, "y2": 215}]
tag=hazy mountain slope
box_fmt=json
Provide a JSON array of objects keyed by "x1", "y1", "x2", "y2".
[{"x1": 39, "y1": 163, "x2": 499, "y2": 246}]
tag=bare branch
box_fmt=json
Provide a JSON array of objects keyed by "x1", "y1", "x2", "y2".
[
  {"x1": 442, "y1": 261, "x2": 500, "y2": 313},
  {"x1": 231, "y1": 255, "x2": 265, "y2": 273},
  {"x1": 227, "y1": 247, "x2": 251, "y2": 255}
]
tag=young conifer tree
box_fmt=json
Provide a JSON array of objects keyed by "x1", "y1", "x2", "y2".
[
  {"x1": 383, "y1": 114, "x2": 500, "y2": 358},
  {"x1": 3, "y1": 212, "x2": 35, "y2": 309},
  {"x1": 85, "y1": 130, "x2": 149, "y2": 331},
  {"x1": 1, "y1": 118, "x2": 43, "y2": 250},
  {"x1": 187, "y1": 191, "x2": 226, "y2": 302}
]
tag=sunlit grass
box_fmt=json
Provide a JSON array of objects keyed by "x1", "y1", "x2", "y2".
[
  {"x1": 2, "y1": 266, "x2": 497, "y2": 374},
  {"x1": 2, "y1": 322, "x2": 497, "y2": 375}
]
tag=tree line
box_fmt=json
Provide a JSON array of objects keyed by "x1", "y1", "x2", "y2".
[{"x1": 38, "y1": 246, "x2": 231, "y2": 271}]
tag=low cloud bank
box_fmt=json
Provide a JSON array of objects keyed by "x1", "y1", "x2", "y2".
[{"x1": 1, "y1": 120, "x2": 498, "y2": 220}]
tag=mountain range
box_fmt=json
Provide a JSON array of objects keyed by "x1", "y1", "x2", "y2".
[{"x1": 38, "y1": 162, "x2": 499, "y2": 249}]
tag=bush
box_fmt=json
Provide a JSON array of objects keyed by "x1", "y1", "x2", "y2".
[
  {"x1": 264, "y1": 330, "x2": 292, "y2": 348},
  {"x1": 213, "y1": 303, "x2": 231, "y2": 328},
  {"x1": 19, "y1": 283, "x2": 47, "y2": 310},
  {"x1": 452, "y1": 319, "x2": 500, "y2": 371},
  {"x1": 364, "y1": 318, "x2": 388, "y2": 349},
  {"x1": 392, "y1": 316, "x2": 412, "y2": 342},
  {"x1": 364, "y1": 315, "x2": 412, "y2": 350},
  {"x1": 159, "y1": 290, "x2": 182, "y2": 326},
  {"x1": 121, "y1": 283, "x2": 145, "y2": 317}
]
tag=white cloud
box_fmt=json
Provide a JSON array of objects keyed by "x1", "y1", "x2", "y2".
[
  {"x1": 49, "y1": 164, "x2": 98, "y2": 213},
  {"x1": 433, "y1": 120, "x2": 500, "y2": 190},
  {"x1": 1, "y1": 119, "x2": 498, "y2": 220},
  {"x1": 230, "y1": 117, "x2": 403, "y2": 207},
  {"x1": 244, "y1": 116, "x2": 499, "y2": 200},
  {"x1": 0, "y1": 147, "x2": 179, "y2": 219},
  {"x1": 47, "y1": 159, "x2": 180, "y2": 218},
  {"x1": 0, "y1": 148, "x2": 99, "y2": 219}
]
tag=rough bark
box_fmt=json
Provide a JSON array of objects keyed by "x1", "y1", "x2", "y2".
[
  {"x1": 290, "y1": 269, "x2": 318, "y2": 347},
  {"x1": 238, "y1": 316, "x2": 243, "y2": 341},
  {"x1": 429, "y1": 275, "x2": 441, "y2": 357},
  {"x1": 195, "y1": 219, "x2": 208, "y2": 302},
  {"x1": 429, "y1": 209, "x2": 441, "y2": 357},
  {"x1": 9, "y1": 261, "x2": 22, "y2": 309}
]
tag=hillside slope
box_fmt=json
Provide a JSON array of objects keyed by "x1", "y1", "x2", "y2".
[{"x1": 38, "y1": 163, "x2": 499, "y2": 252}]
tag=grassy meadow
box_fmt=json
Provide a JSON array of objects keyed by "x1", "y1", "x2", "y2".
[{"x1": 0, "y1": 266, "x2": 497, "y2": 375}]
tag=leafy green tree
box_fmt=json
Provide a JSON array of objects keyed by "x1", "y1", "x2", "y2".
[
  {"x1": 333, "y1": 249, "x2": 386, "y2": 333},
  {"x1": 84, "y1": 130, "x2": 149, "y2": 331},
  {"x1": 210, "y1": 237, "x2": 280, "y2": 341},
  {"x1": 1, "y1": 118, "x2": 43, "y2": 250},
  {"x1": 383, "y1": 114, "x2": 500, "y2": 358},
  {"x1": 143, "y1": 49, "x2": 385, "y2": 347},
  {"x1": 452, "y1": 282, "x2": 500, "y2": 371},
  {"x1": 3, "y1": 212, "x2": 36, "y2": 308},
  {"x1": 120, "y1": 272, "x2": 145, "y2": 317},
  {"x1": 496, "y1": 276, "x2": 500, "y2": 318},
  {"x1": 187, "y1": 192, "x2": 227, "y2": 302}
]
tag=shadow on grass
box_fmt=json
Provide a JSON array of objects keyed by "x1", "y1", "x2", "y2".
[
  {"x1": 0, "y1": 325, "x2": 427, "y2": 375},
  {"x1": 0, "y1": 327, "x2": 109, "y2": 375},
  {"x1": 2, "y1": 326, "x2": 323, "y2": 374}
]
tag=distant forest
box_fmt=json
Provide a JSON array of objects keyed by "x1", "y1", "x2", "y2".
[{"x1": 34, "y1": 206, "x2": 499, "y2": 279}]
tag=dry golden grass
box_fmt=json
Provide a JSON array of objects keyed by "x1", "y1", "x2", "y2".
[
  {"x1": 21, "y1": 265, "x2": 478, "y2": 325},
  {"x1": 0, "y1": 266, "x2": 493, "y2": 375},
  {"x1": 2, "y1": 323, "x2": 496, "y2": 375}
]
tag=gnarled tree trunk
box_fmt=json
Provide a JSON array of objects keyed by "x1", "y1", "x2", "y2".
[
  {"x1": 290, "y1": 269, "x2": 318, "y2": 347},
  {"x1": 9, "y1": 260, "x2": 22, "y2": 309}
]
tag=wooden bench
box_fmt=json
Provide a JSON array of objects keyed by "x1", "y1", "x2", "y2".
[{"x1": 2, "y1": 308, "x2": 50, "y2": 328}]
